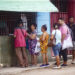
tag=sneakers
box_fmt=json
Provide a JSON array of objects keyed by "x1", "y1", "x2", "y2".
[
  {"x1": 40, "y1": 64, "x2": 46, "y2": 67},
  {"x1": 40, "y1": 64, "x2": 49, "y2": 67},
  {"x1": 45, "y1": 64, "x2": 49, "y2": 66},
  {"x1": 61, "y1": 64, "x2": 67, "y2": 66},
  {"x1": 71, "y1": 61, "x2": 75, "y2": 64},
  {"x1": 53, "y1": 66, "x2": 61, "y2": 69}
]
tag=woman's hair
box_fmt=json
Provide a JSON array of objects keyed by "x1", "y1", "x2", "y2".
[
  {"x1": 42, "y1": 24, "x2": 47, "y2": 31},
  {"x1": 16, "y1": 19, "x2": 23, "y2": 27},
  {"x1": 58, "y1": 17, "x2": 64, "y2": 21},
  {"x1": 69, "y1": 16, "x2": 74, "y2": 19},
  {"x1": 31, "y1": 23, "x2": 37, "y2": 29},
  {"x1": 53, "y1": 23, "x2": 59, "y2": 29}
]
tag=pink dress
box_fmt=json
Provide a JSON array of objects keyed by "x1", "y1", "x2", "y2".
[{"x1": 14, "y1": 27, "x2": 27, "y2": 48}]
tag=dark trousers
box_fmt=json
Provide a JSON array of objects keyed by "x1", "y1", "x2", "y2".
[{"x1": 59, "y1": 48, "x2": 67, "y2": 62}]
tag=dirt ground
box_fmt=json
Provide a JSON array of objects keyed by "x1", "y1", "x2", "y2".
[
  {"x1": 22, "y1": 66, "x2": 75, "y2": 75},
  {"x1": 0, "y1": 60, "x2": 75, "y2": 75}
]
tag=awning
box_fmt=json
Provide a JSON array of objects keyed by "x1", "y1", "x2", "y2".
[{"x1": 0, "y1": 0, "x2": 58, "y2": 12}]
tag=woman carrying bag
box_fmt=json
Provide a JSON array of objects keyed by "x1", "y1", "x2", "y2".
[{"x1": 50, "y1": 23, "x2": 62, "y2": 69}]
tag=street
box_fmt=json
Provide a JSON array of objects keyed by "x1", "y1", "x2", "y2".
[
  {"x1": 0, "y1": 60, "x2": 75, "y2": 75},
  {"x1": 21, "y1": 66, "x2": 75, "y2": 75}
]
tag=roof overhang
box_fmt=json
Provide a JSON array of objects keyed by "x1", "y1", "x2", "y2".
[{"x1": 0, "y1": 0, "x2": 58, "y2": 12}]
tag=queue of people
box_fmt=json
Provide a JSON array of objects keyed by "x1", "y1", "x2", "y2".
[{"x1": 14, "y1": 17, "x2": 75, "y2": 69}]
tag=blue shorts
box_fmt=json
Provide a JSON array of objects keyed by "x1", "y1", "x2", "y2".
[{"x1": 52, "y1": 43, "x2": 61, "y2": 56}]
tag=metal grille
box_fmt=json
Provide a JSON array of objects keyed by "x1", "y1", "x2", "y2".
[
  {"x1": 0, "y1": 15, "x2": 8, "y2": 35},
  {"x1": 0, "y1": 12, "x2": 36, "y2": 35},
  {"x1": 51, "y1": 0, "x2": 68, "y2": 12}
]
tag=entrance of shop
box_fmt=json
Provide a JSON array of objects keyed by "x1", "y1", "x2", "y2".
[
  {"x1": 0, "y1": 12, "x2": 36, "y2": 35},
  {"x1": 0, "y1": 12, "x2": 37, "y2": 66},
  {"x1": 0, "y1": 12, "x2": 51, "y2": 66}
]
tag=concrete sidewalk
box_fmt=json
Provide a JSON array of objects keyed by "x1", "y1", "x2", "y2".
[{"x1": 0, "y1": 60, "x2": 75, "y2": 75}]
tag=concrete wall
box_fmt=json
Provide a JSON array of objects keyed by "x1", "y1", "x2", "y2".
[
  {"x1": 0, "y1": 36, "x2": 52, "y2": 67},
  {"x1": 0, "y1": 36, "x2": 17, "y2": 66}
]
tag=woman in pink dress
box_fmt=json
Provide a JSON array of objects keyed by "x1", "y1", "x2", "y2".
[{"x1": 14, "y1": 20, "x2": 28, "y2": 67}]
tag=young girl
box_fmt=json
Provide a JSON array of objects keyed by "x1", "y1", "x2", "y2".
[{"x1": 40, "y1": 25, "x2": 49, "y2": 67}]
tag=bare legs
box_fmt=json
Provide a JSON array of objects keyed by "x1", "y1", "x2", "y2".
[
  {"x1": 31, "y1": 55, "x2": 34, "y2": 65},
  {"x1": 15, "y1": 47, "x2": 28, "y2": 67},
  {"x1": 42, "y1": 53, "x2": 48, "y2": 65},
  {"x1": 72, "y1": 50, "x2": 75, "y2": 62},
  {"x1": 42, "y1": 54, "x2": 46, "y2": 64},
  {"x1": 31, "y1": 55, "x2": 37, "y2": 65},
  {"x1": 45, "y1": 53, "x2": 48, "y2": 64},
  {"x1": 34, "y1": 55, "x2": 37, "y2": 65},
  {"x1": 56, "y1": 56, "x2": 60, "y2": 66}
]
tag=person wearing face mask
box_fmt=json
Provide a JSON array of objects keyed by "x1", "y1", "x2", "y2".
[{"x1": 51, "y1": 23, "x2": 61, "y2": 69}]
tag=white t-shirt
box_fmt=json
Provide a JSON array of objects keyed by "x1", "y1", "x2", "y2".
[{"x1": 52, "y1": 29, "x2": 61, "y2": 45}]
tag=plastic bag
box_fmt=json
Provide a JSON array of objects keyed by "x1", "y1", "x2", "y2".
[
  {"x1": 34, "y1": 37, "x2": 41, "y2": 53},
  {"x1": 62, "y1": 35, "x2": 73, "y2": 50}
]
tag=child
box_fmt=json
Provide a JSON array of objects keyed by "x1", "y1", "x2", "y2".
[{"x1": 40, "y1": 25, "x2": 49, "y2": 67}]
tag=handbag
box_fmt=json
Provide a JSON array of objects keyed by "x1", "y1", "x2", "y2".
[
  {"x1": 48, "y1": 31, "x2": 56, "y2": 47},
  {"x1": 62, "y1": 27, "x2": 73, "y2": 50},
  {"x1": 34, "y1": 37, "x2": 41, "y2": 53}
]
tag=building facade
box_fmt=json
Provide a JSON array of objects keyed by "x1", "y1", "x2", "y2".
[{"x1": 0, "y1": 0, "x2": 75, "y2": 66}]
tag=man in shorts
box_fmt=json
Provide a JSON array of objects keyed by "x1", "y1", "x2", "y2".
[{"x1": 68, "y1": 17, "x2": 75, "y2": 64}]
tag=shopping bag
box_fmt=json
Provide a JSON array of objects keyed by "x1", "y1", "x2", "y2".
[
  {"x1": 62, "y1": 35, "x2": 73, "y2": 50},
  {"x1": 48, "y1": 31, "x2": 56, "y2": 47},
  {"x1": 34, "y1": 37, "x2": 41, "y2": 53}
]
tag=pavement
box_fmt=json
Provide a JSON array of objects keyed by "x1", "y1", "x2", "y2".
[{"x1": 0, "y1": 60, "x2": 75, "y2": 75}]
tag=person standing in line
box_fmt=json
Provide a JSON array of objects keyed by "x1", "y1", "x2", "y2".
[
  {"x1": 68, "y1": 17, "x2": 75, "y2": 64},
  {"x1": 28, "y1": 24, "x2": 38, "y2": 66},
  {"x1": 40, "y1": 25, "x2": 49, "y2": 67},
  {"x1": 51, "y1": 23, "x2": 61, "y2": 69},
  {"x1": 14, "y1": 20, "x2": 28, "y2": 67},
  {"x1": 58, "y1": 18, "x2": 69, "y2": 66}
]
